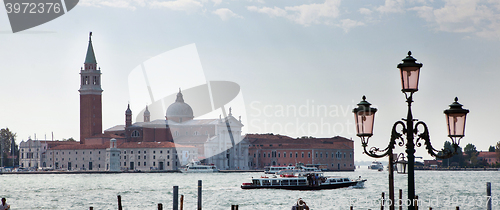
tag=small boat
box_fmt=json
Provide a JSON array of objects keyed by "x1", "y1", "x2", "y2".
[
  {"x1": 181, "y1": 160, "x2": 218, "y2": 173},
  {"x1": 369, "y1": 161, "x2": 384, "y2": 171},
  {"x1": 264, "y1": 166, "x2": 295, "y2": 174},
  {"x1": 241, "y1": 172, "x2": 366, "y2": 190}
]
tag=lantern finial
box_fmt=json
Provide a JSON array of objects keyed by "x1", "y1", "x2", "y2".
[{"x1": 408, "y1": 51, "x2": 411, "y2": 56}]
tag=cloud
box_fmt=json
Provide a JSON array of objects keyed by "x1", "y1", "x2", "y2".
[
  {"x1": 212, "y1": 0, "x2": 222, "y2": 6},
  {"x1": 247, "y1": 0, "x2": 341, "y2": 26},
  {"x1": 409, "y1": 0, "x2": 500, "y2": 39},
  {"x1": 359, "y1": 8, "x2": 372, "y2": 15},
  {"x1": 338, "y1": 19, "x2": 365, "y2": 33},
  {"x1": 376, "y1": 0, "x2": 405, "y2": 14},
  {"x1": 80, "y1": 0, "x2": 139, "y2": 10},
  {"x1": 149, "y1": 0, "x2": 204, "y2": 13},
  {"x1": 81, "y1": 0, "x2": 204, "y2": 13},
  {"x1": 247, "y1": 6, "x2": 287, "y2": 17},
  {"x1": 213, "y1": 8, "x2": 243, "y2": 21}
]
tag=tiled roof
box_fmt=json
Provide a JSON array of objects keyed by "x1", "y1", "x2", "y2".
[
  {"x1": 48, "y1": 141, "x2": 195, "y2": 150},
  {"x1": 478, "y1": 152, "x2": 498, "y2": 159},
  {"x1": 118, "y1": 141, "x2": 194, "y2": 149},
  {"x1": 244, "y1": 134, "x2": 353, "y2": 150}
]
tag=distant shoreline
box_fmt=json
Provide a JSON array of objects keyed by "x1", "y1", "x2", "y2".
[{"x1": 414, "y1": 167, "x2": 499, "y2": 171}]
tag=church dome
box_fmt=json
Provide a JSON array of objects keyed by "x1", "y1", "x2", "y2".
[{"x1": 166, "y1": 89, "x2": 194, "y2": 120}]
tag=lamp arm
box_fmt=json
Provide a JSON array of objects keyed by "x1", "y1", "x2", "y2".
[
  {"x1": 362, "y1": 121, "x2": 406, "y2": 158},
  {"x1": 415, "y1": 121, "x2": 457, "y2": 159}
]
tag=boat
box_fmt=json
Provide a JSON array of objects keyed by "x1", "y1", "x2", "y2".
[
  {"x1": 240, "y1": 172, "x2": 366, "y2": 190},
  {"x1": 264, "y1": 166, "x2": 295, "y2": 174},
  {"x1": 180, "y1": 160, "x2": 218, "y2": 173},
  {"x1": 275, "y1": 165, "x2": 321, "y2": 175},
  {"x1": 369, "y1": 161, "x2": 384, "y2": 171}
]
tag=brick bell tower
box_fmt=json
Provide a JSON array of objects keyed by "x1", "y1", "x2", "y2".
[{"x1": 79, "y1": 32, "x2": 103, "y2": 144}]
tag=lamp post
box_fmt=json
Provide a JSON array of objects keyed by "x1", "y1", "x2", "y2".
[{"x1": 352, "y1": 51, "x2": 469, "y2": 210}]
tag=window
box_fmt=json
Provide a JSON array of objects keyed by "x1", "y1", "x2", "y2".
[
  {"x1": 254, "y1": 153, "x2": 256, "y2": 158},
  {"x1": 153, "y1": 162, "x2": 156, "y2": 166},
  {"x1": 160, "y1": 151, "x2": 163, "y2": 154},
  {"x1": 320, "y1": 153, "x2": 323, "y2": 158},
  {"x1": 131, "y1": 130, "x2": 141, "y2": 137},
  {"x1": 344, "y1": 153, "x2": 346, "y2": 158},
  {"x1": 167, "y1": 162, "x2": 170, "y2": 166},
  {"x1": 124, "y1": 156, "x2": 127, "y2": 159},
  {"x1": 144, "y1": 162, "x2": 147, "y2": 166},
  {"x1": 308, "y1": 152, "x2": 311, "y2": 158},
  {"x1": 153, "y1": 151, "x2": 156, "y2": 154},
  {"x1": 263, "y1": 153, "x2": 266, "y2": 158},
  {"x1": 90, "y1": 151, "x2": 92, "y2": 154},
  {"x1": 144, "y1": 155, "x2": 146, "y2": 159},
  {"x1": 138, "y1": 151, "x2": 141, "y2": 154},
  {"x1": 290, "y1": 152, "x2": 292, "y2": 157},
  {"x1": 167, "y1": 155, "x2": 170, "y2": 159},
  {"x1": 295, "y1": 152, "x2": 298, "y2": 158},
  {"x1": 153, "y1": 155, "x2": 156, "y2": 159},
  {"x1": 138, "y1": 156, "x2": 140, "y2": 159},
  {"x1": 124, "y1": 162, "x2": 127, "y2": 166},
  {"x1": 124, "y1": 151, "x2": 126, "y2": 154},
  {"x1": 301, "y1": 152, "x2": 304, "y2": 158},
  {"x1": 315, "y1": 153, "x2": 318, "y2": 158},
  {"x1": 326, "y1": 153, "x2": 328, "y2": 158},
  {"x1": 138, "y1": 162, "x2": 141, "y2": 166},
  {"x1": 283, "y1": 152, "x2": 286, "y2": 158},
  {"x1": 278, "y1": 152, "x2": 280, "y2": 158},
  {"x1": 144, "y1": 151, "x2": 146, "y2": 154}
]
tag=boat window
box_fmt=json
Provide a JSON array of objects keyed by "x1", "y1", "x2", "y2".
[
  {"x1": 281, "y1": 180, "x2": 289, "y2": 185},
  {"x1": 331, "y1": 179, "x2": 336, "y2": 183},
  {"x1": 272, "y1": 180, "x2": 279, "y2": 185},
  {"x1": 262, "y1": 180, "x2": 271, "y2": 186},
  {"x1": 290, "y1": 179, "x2": 298, "y2": 185},
  {"x1": 344, "y1": 178, "x2": 349, "y2": 182},
  {"x1": 298, "y1": 180, "x2": 307, "y2": 185},
  {"x1": 336, "y1": 179, "x2": 342, "y2": 182},
  {"x1": 253, "y1": 180, "x2": 260, "y2": 185}
]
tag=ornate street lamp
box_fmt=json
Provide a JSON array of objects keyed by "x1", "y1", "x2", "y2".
[{"x1": 353, "y1": 51, "x2": 469, "y2": 210}]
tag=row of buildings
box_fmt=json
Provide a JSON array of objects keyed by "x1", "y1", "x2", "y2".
[{"x1": 18, "y1": 33, "x2": 355, "y2": 172}]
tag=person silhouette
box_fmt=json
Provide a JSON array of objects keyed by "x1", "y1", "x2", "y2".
[
  {"x1": 291, "y1": 198, "x2": 309, "y2": 210},
  {"x1": 0, "y1": 198, "x2": 10, "y2": 210}
]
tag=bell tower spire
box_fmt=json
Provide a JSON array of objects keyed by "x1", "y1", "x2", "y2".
[{"x1": 79, "y1": 32, "x2": 103, "y2": 144}]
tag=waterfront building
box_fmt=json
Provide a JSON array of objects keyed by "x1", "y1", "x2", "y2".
[
  {"x1": 104, "y1": 91, "x2": 249, "y2": 170},
  {"x1": 477, "y1": 151, "x2": 499, "y2": 165},
  {"x1": 19, "y1": 33, "x2": 247, "y2": 171},
  {"x1": 245, "y1": 134, "x2": 355, "y2": 171}
]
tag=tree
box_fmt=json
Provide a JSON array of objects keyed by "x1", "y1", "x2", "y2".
[
  {"x1": 62, "y1": 137, "x2": 76, "y2": 142},
  {"x1": 489, "y1": 146, "x2": 495, "y2": 152},
  {"x1": 464, "y1": 143, "x2": 478, "y2": 160},
  {"x1": 496, "y1": 141, "x2": 500, "y2": 160},
  {"x1": 0, "y1": 128, "x2": 18, "y2": 167},
  {"x1": 438, "y1": 141, "x2": 464, "y2": 167}
]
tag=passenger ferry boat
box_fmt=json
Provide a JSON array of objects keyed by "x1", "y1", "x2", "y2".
[
  {"x1": 181, "y1": 160, "x2": 219, "y2": 173},
  {"x1": 264, "y1": 166, "x2": 295, "y2": 174},
  {"x1": 241, "y1": 172, "x2": 366, "y2": 190},
  {"x1": 369, "y1": 161, "x2": 384, "y2": 171}
]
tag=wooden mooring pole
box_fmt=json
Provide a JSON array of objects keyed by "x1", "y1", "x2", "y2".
[
  {"x1": 89, "y1": 207, "x2": 93, "y2": 210},
  {"x1": 158, "y1": 203, "x2": 163, "y2": 210},
  {"x1": 180, "y1": 195, "x2": 184, "y2": 210},
  {"x1": 415, "y1": 195, "x2": 418, "y2": 210},
  {"x1": 381, "y1": 192, "x2": 385, "y2": 210},
  {"x1": 198, "y1": 180, "x2": 202, "y2": 210},
  {"x1": 399, "y1": 189, "x2": 402, "y2": 210},
  {"x1": 173, "y1": 186, "x2": 179, "y2": 210},
  {"x1": 231, "y1": 205, "x2": 239, "y2": 210},
  {"x1": 117, "y1": 195, "x2": 122, "y2": 210},
  {"x1": 487, "y1": 182, "x2": 492, "y2": 210}
]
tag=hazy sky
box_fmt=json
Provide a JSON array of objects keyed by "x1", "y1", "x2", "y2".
[{"x1": 1, "y1": 0, "x2": 499, "y2": 161}]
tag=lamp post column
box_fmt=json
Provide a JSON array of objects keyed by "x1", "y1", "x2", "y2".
[{"x1": 405, "y1": 96, "x2": 415, "y2": 210}]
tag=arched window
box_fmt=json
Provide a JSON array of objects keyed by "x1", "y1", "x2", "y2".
[{"x1": 131, "y1": 130, "x2": 140, "y2": 137}]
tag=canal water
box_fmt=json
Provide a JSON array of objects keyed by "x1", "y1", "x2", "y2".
[{"x1": 1, "y1": 169, "x2": 499, "y2": 209}]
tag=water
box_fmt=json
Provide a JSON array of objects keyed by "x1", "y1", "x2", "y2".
[{"x1": 1, "y1": 169, "x2": 499, "y2": 209}]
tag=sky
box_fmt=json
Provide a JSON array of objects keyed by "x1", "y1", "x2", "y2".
[{"x1": 1, "y1": 0, "x2": 499, "y2": 161}]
